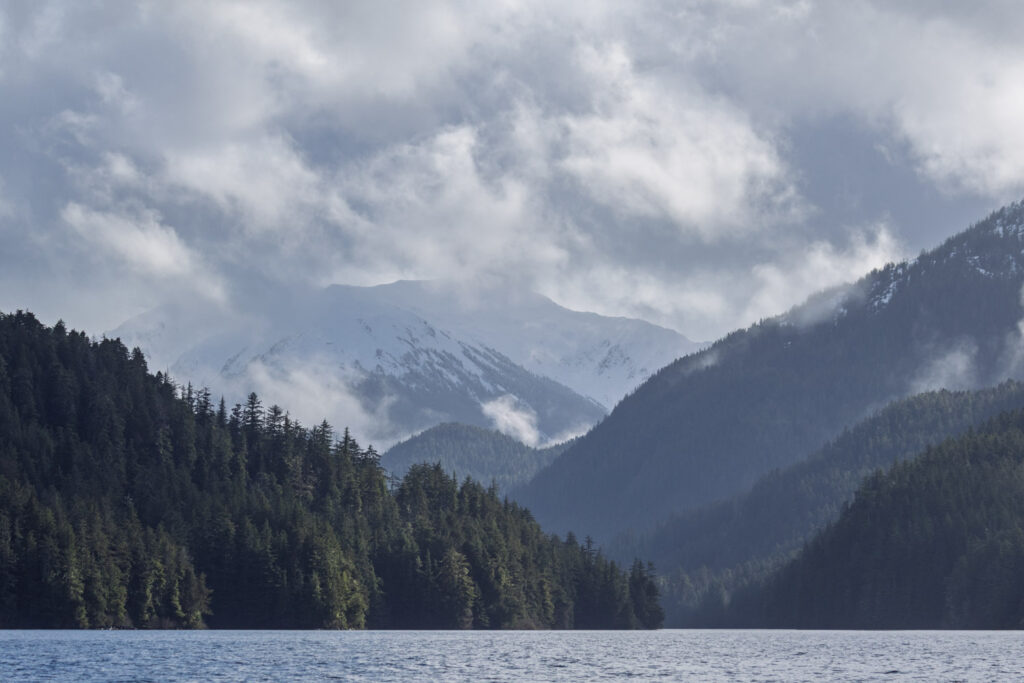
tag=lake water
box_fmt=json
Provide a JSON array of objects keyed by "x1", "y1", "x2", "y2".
[{"x1": 1, "y1": 629, "x2": 1022, "y2": 681}]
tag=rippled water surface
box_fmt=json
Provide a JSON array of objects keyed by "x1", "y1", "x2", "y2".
[{"x1": 2, "y1": 629, "x2": 1022, "y2": 681}]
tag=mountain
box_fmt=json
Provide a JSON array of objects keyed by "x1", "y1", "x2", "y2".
[
  {"x1": 519, "y1": 199, "x2": 1024, "y2": 542},
  {"x1": 110, "y1": 281, "x2": 696, "y2": 449},
  {"x1": 382, "y1": 422, "x2": 574, "y2": 493},
  {"x1": 639, "y1": 380, "x2": 1024, "y2": 572},
  {"x1": 353, "y1": 281, "x2": 700, "y2": 412},
  {"x1": 624, "y1": 381, "x2": 1024, "y2": 625},
  {"x1": 0, "y1": 311, "x2": 663, "y2": 629},
  {"x1": 731, "y1": 407, "x2": 1024, "y2": 629}
]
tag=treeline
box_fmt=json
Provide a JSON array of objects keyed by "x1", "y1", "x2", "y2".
[
  {"x1": 620, "y1": 382, "x2": 1024, "y2": 626},
  {"x1": 727, "y1": 408, "x2": 1024, "y2": 628},
  {"x1": 0, "y1": 311, "x2": 662, "y2": 629}
]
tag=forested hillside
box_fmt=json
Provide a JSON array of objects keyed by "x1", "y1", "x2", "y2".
[
  {"x1": 521, "y1": 200, "x2": 1024, "y2": 542},
  {"x1": 0, "y1": 311, "x2": 662, "y2": 630},
  {"x1": 383, "y1": 423, "x2": 572, "y2": 493},
  {"x1": 624, "y1": 382, "x2": 1024, "y2": 625},
  {"x1": 730, "y1": 408, "x2": 1024, "y2": 628}
]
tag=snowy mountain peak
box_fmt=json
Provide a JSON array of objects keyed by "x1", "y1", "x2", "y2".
[
  {"x1": 340, "y1": 279, "x2": 701, "y2": 411},
  {"x1": 110, "y1": 280, "x2": 697, "y2": 447}
]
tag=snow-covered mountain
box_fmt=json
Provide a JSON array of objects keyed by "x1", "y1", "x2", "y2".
[
  {"x1": 109, "y1": 281, "x2": 697, "y2": 448},
  {"x1": 326, "y1": 280, "x2": 701, "y2": 411}
]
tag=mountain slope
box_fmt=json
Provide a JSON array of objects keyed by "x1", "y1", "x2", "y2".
[
  {"x1": 622, "y1": 381, "x2": 1024, "y2": 626},
  {"x1": 111, "y1": 281, "x2": 695, "y2": 449},
  {"x1": 733, "y1": 407, "x2": 1024, "y2": 628},
  {"x1": 635, "y1": 381, "x2": 1024, "y2": 575},
  {"x1": 382, "y1": 422, "x2": 573, "y2": 493},
  {"x1": 519, "y1": 199, "x2": 1024, "y2": 541}
]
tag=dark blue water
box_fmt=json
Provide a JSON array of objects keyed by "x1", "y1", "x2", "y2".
[{"x1": 1, "y1": 629, "x2": 1022, "y2": 681}]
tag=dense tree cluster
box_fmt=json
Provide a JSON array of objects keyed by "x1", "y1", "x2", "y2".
[
  {"x1": 729, "y1": 409, "x2": 1024, "y2": 628},
  {"x1": 0, "y1": 312, "x2": 662, "y2": 629},
  {"x1": 383, "y1": 422, "x2": 572, "y2": 494}
]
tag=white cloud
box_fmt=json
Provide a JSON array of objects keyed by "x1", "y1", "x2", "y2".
[
  {"x1": 743, "y1": 224, "x2": 903, "y2": 325},
  {"x1": 193, "y1": 1, "x2": 490, "y2": 101},
  {"x1": 481, "y1": 394, "x2": 541, "y2": 446},
  {"x1": 94, "y1": 71, "x2": 138, "y2": 114},
  {"x1": 559, "y1": 42, "x2": 801, "y2": 237},
  {"x1": 242, "y1": 356, "x2": 399, "y2": 448},
  {"x1": 162, "y1": 136, "x2": 323, "y2": 233},
  {"x1": 543, "y1": 223, "x2": 904, "y2": 339},
  {"x1": 61, "y1": 202, "x2": 226, "y2": 301},
  {"x1": 331, "y1": 124, "x2": 564, "y2": 285},
  {"x1": 909, "y1": 342, "x2": 979, "y2": 395},
  {"x1": 692, "y1": 1, "x2": 1024, "y2": 199}
]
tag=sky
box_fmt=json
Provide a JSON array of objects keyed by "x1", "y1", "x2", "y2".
[{"x1": 1, "y1": 0, "x2": 1023, "y2": 341}]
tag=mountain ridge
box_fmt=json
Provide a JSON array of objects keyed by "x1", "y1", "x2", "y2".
[
  {"x1": 519, "y1": 199, "x2": 1024, "y2": 542},
  {"x1": 730, "y1": 405, "x2": 1024, "y2": 628}
]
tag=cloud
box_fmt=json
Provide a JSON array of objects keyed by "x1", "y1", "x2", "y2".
[
  {"x1": 744, "y1": 224, "x2": 903, "y2": 326},
  {"x1": 538, "y1": 223, "x2": 904, "y2": 340},
  {"x1": 559, "y1": 42, "x2": 801, "y2": 238},
  {"x1": 1, "y1": 0, "x2": 1022, "y2": 346},
  {"x1": 692, "y1": 1, "x2": 1024, "y2": 199},
  {"x1": 909, "y1": 341, "x2": 979, "y2": 395},
  {"x1": 331, "y1": 124, "x2": 562, "y2": 285},
  {"x1": 61, "y1": 202, "x2": 226, "y2": 302},
  {"x1": 162, "y1": 136, "x2": 324, "y2": 234},
  {"x1": 239, "y1": 356, "x2": 400, "y2": 448},
  {"x1": 481, "y1": 394, "x2": 541, "y2": 446}
]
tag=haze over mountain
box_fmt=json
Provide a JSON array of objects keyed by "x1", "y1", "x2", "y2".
[
  {"x1": 520, "y1": 200, "x2": 1024, "y2": 542},
  {"x1": 111, "y1": 280, "x2": 696, "y2": 448}
]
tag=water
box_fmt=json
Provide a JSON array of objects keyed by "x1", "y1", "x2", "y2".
[{"x1": 1, "y1": 630, "x2": 1022, "y2": 681}]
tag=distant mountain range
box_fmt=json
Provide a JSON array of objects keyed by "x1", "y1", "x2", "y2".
[
  {"x1": 110, "y1": 280, "x2": 698, "y2": 448},
  {"x1": 518, "y1": 200, "x2": 1024, "y2": 542}
]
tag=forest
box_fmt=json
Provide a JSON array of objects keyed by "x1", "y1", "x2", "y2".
[
  {"x1": 625, "y1": 382, "x2": 1024, "y2": 625},
  {"x1": 0, "y1": 311, "x2": 662, "y2": 630},
  {"x1": 709, "y1": 407, "x2": 1024, "y2": 628}
]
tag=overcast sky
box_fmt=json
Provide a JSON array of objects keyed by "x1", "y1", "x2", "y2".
[{"x1": 1, "y1": 0, "x2": 1022, "y2": 340}]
